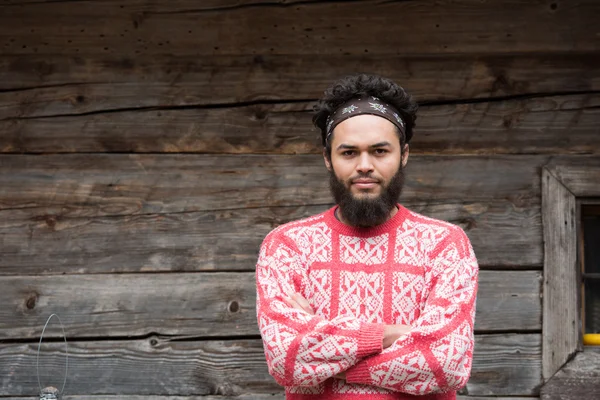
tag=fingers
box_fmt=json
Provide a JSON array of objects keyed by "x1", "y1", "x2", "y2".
[
  {"x1": 293, "y1": 293, "x2": 315, "y2": 315},
  {"x1": 284, "y1": 296, "x2": 302, "y2": 310},
  {"x1": 284, "y1": 293, "x2": 315, "y2": 315},
  {"x1": 395, "y1": 323, "x2": 413, "y2": 335}
]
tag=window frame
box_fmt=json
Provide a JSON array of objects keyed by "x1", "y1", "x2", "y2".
[
  {"x1": 541, "y1": 161, "x2": 600, "y2": 381},
  {"x1": 580, "y1": 202, "x2": 600, "y2": 337}
]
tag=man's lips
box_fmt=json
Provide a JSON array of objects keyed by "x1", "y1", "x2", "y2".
[{"x1": 351, "y1": 179, "x2": 379, "y2": 188}]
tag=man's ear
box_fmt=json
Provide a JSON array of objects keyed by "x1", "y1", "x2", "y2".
[
  {"x1": 323, "y1": 149, "x2": 332, "y2": 171},
  {"x1": 401, "y1": 144, "x2": 410, "y2": 167}
]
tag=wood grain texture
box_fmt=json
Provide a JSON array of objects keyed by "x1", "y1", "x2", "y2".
[
  {"x1": 0, "y1": 154, "x2": 544, "y2": 216},
  {"x1": 544, "y1": 159, "x2": 600, "y2": 197},
  {"x1": 540, "y1": 350, "x2": 600, "y2": 400},
  {"x1": 0, "y1": 0, "x2": 598, "y2": 56},
  {"x1": 0, "y1": 396, "x2": 539, "y2": 400},
  {"x1": 541, "y1": 168, "x2": 580, "y2": 380},
  {"x1": 2, "y1": 94, "x2": 599, "y2": 155},
  {"x1": 0, "y1": 154, "x2": 547, "y2": 272},
  {"x1": 1, "y1": 53, "x2": 599, "y2": 118},
  {"x1": 0, "y1": 270, "x2": 541, "y2": 339},
  {"x1": 1, "y1": 338, "x2": 274, "y2": 396},
  {"x1": 0, "y1": 200, "x2": 541, "y2": 273},
  {"x1": 0, "y1": 334, "x2": 542, "y2": 396},
  {"x1": 465, "y1": 334, "x2": 542, "y2": 396},
  {"x1": 0, "y1": 397, "x2": 285, "y2": 400},
  {"x1": 541, "y1": 162, "x2": 600, "y2": 380}
]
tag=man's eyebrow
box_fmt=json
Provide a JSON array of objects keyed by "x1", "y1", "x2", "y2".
[
  {"x1": 335, "y1": 144, "x2": 358, "y2": 151},
  {"x1": 369, "y1": 141, "x2": 392, "y2": 148},
  {"x1": 335, "y1": 142, "x2": 393, "y2": 151}
]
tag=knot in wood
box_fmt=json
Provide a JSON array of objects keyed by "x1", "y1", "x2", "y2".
[
  {"x1": 26, "y1": 292, "x2": 38, "y2": 310},
  {"x1": 43, "y1": 215, "x2": 57, "y2": 230},
  {"x1": 228, "y1": 300, "x2": 240, "y2": 313}
]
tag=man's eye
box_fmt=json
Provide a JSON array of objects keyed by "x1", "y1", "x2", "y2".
[
  {"x1": 374, "y1": 149, "x2": 387, "y2": 155},
  {"x1": 342, "y1": 150, "x2": 355, "y2": 156}
]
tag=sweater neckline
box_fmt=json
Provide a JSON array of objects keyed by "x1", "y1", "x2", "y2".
[{"x1": 325, "y1": 203, "x2": 409, "y2": 237}]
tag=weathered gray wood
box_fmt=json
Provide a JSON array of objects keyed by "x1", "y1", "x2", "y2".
[
  {"x1": 0, "y1": 200, "x2": 541, "y2": 273},
  {"x1": 0, "y1": 396, "x2": 541, "y2": 399},
  {"x1": 0, "y1": 397, "x2": 286, "y2": 400},
  {"x1": 0, "y1": 154, "x2": 547, "y2": 271},
  {"x1": 2, "y1": 94, "x2": 599, "y2": 155},
  {"x1": 541, "y1": 163, "x2": 600, "y2": 380},
  {"x1": 1, "y1": 0, "x2": 598, "y2": 57},
  {"x1": 457, "y1": 398, "x2": 537, "y2": 400},
  {"x1": 0, "y1": 270, "x2": 541, "y2": 339},
  {"x1": 545, "y1": 160, "x2": 600, "y2": 197},
  {"x1": 0, "y1": 334, "x2": 542, "y2": 396},
  {"x1": 1, "y1": 52, "x2": 598, "y2": 98},
  {"x1": 541, "y1": 168, "x2": 580, "y2": 380},
  {"x1": 465, "y1": 334, "x2": 542, "y2": 396},
  {"x1": 1, "y1": 53, "x2": 600, "y2": 119},
  {"x1": 0, "y1": 338, "x2": 275, "y2": 396},
  {"x1": 473, "y1": 270, "x2": 542, "y2": 332},
  {"x1": 540, "y1": 351, "x2": 600, "y2": 399},
  {"x1": 0, "y1": 154, "x2": 544, "y2": 216},
  {"x1": 0, "y1": 273, "x2": 257, "y2": 339}
]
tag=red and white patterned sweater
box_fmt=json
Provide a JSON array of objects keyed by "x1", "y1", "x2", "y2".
[{"x1": 256, "y1": 205, "x2": 478, "y2": 399}]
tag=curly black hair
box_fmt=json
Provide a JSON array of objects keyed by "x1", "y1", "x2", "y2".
[{"x1": 313, "y1": 74, "x2": 418, "y2": 157}]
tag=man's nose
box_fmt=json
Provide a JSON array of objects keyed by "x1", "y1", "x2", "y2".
[{"x1": 356, "y1": 152, "x2": 374, "y2": 173}]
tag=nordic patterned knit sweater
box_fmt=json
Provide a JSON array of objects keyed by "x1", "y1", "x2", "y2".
[{"x1": 256, "y1": 204, "x2": 479, "y2": 400}]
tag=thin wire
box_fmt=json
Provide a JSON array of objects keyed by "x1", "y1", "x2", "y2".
[{"x1": 36, "y1": 314, "x2": 68, "y2": 395}]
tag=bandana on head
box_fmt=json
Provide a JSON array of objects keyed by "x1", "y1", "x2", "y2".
[{"x1": 326, "y1": 96, "x2": 406, "y2": 142}]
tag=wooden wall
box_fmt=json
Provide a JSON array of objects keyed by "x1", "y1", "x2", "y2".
[{"x1": 1, "y1": 0, "x2": 599, "y2": 398}]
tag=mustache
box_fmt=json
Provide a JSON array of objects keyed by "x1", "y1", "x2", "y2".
[{"x1": 348, "y1": 173, "x2": 382, "y2": 183}]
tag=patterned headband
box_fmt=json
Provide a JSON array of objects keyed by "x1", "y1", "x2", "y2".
[{"x1": 325, "y1": 96, "x2": 406, "y2": 142}]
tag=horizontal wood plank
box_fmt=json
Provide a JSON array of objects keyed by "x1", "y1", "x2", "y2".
[
  {"x1": 0, "y1": 154, "x2": 544, "y2": 215},
  {"x1": 0, "y1": 396, "x2": 539, "y2": 400},
  {"x1": 0, "y1": 270, "x2": 541, "y2": 339},
  {"x1": 2, "y1": 94, "x2": 599, "y2": 155},
  {"x1": 0, "y1": 201, "x2": 541, "y2": 273},
  {"x1": 465, "y1": 334, "x2": 542, "y2": 396},
  {"x1": 1, "y1": 54, "x2": 600, "y2": 118},
  {"x1": 0, "y1": 154, "x2": 548, "y2": 271},
  {"x1": 0, "y1": 397, "x2": 286, "y2": 400},
  {"x1": 0, "y1": 334, "x2": 542, "y2": 396},
  {"x1": 1, "y1": 0, "x2": 598, "y2": 56}
]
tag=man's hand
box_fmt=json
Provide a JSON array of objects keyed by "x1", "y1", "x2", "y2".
[
  {"x1": 334, "y1": 372, "x2": 346, "y2": 380},
  {"x1": 284, "y1": 293, "x2": 315, "y2": 315},
  {"x1": 383, "y1": 324, "x2": 412, "y2": 348},
  {"x1": 285, "y1": 293, "x2": 411, "y2": 350}
]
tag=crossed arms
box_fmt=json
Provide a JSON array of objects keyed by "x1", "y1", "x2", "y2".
[
  {"x1": 256, "y1": 228, "x2": 478, "y2": 395},
  {"x1": 285, "y1": 292, "x2": 412, "y2": 380}
]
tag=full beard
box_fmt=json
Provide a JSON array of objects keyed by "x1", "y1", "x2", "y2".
[{"x1": 328, "y1": 165, "x2": 405, "y2": 228}]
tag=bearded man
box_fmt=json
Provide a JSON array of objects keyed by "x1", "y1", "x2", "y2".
[{"x1": 255, "y1": 74, "x2": 479, "y2": 400}]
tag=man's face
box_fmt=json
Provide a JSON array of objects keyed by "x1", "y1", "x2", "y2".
[{"x1": 324, "y1": 114, "x2": 409, "y2": 227}]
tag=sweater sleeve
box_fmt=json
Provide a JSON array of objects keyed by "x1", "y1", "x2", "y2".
[
  {"x1": 344, "y1": 227, "x2": 479, "y2": 395},
  {"x1": 256, "y1": 231, "x2": 385, "y2": 388}
]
